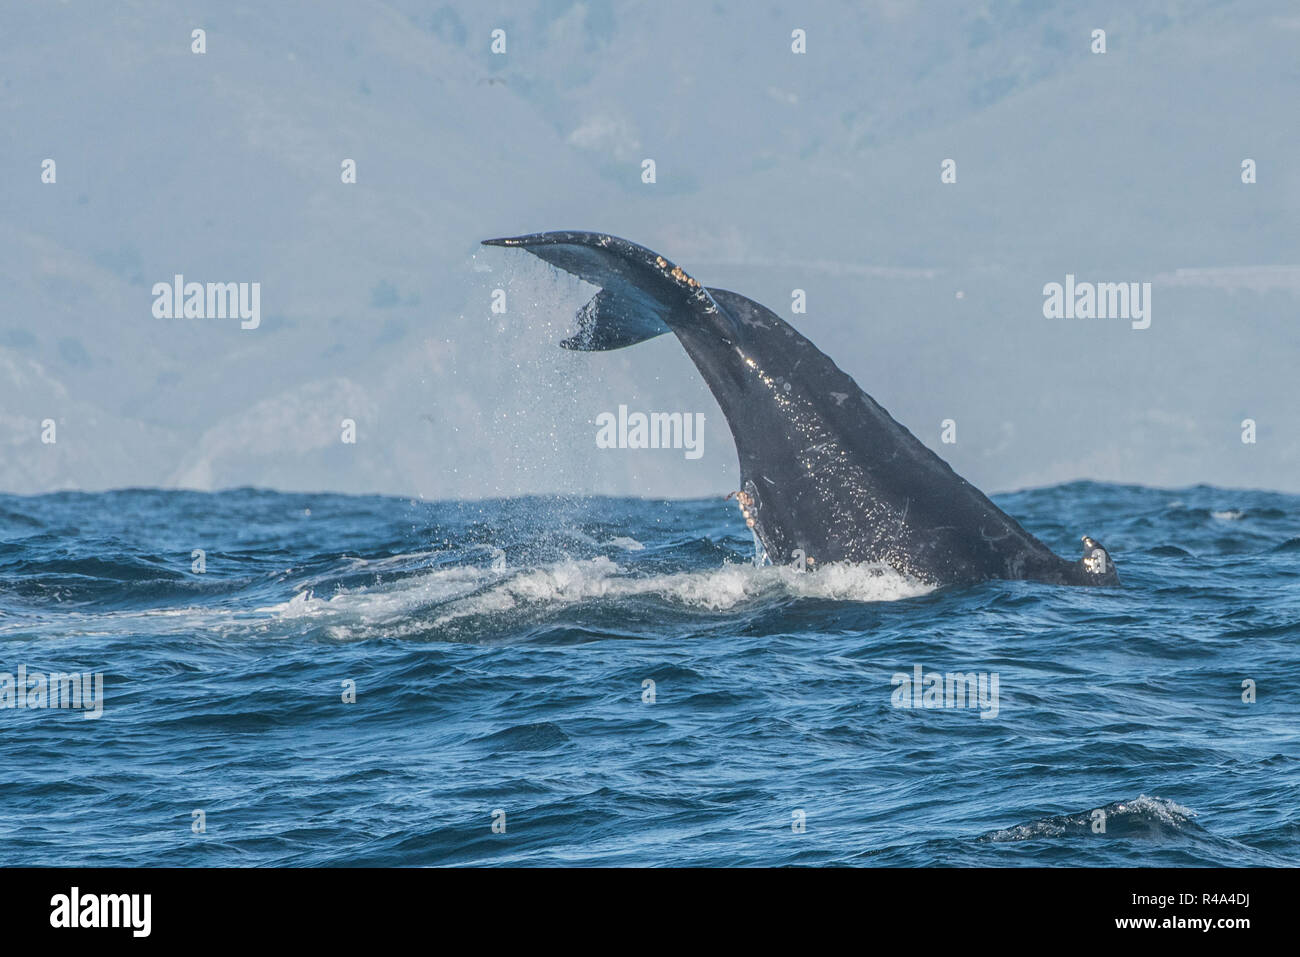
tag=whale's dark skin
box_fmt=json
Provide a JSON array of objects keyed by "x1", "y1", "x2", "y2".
[{"x1": 483, "y1": 231, "x2": 1119, "y2": 587}]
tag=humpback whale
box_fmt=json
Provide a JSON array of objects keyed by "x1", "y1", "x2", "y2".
[{"x1": 483, "y1": 231, "x2": 1119, "y2": 588}]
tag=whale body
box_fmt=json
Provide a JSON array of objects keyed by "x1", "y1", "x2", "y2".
[{"x1": 483, "y1": 231, "x2": 1118, "y2": 587}]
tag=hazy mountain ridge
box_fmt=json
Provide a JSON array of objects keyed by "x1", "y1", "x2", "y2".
[{"x1": 1, "y1": 0, "x2": 1295, "y2": 496}]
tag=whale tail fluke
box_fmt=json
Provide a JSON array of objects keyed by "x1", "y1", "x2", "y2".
[
  {"x1": 481, "y1": 231, "x2": 726, "y2": 352},
  {"x1": 483, "y1": 230, "x2": 1119, "y2": 588},
  {"x1": 558, "y1": 288, "x2": 671, "y2": 351}
]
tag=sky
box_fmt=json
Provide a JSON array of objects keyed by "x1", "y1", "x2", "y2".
[{"x1": 2, "y1": 0, "x2": 1297, "y2": 498}]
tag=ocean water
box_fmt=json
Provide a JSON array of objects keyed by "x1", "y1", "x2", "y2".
[{"x1": 0, "y1": 482, "x2": 1296, "y2": 867}]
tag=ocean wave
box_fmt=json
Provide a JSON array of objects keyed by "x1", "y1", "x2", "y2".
[
  {"x1": 3, "y1": 484, "x2": 1298, "y2": 866},
  {"x1": 980, "y1": 796, "x2": 1199, "y2": 842}
]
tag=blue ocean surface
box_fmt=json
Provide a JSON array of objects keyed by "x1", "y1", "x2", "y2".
[{"x1": 0, "y1": 483, "x2": 1296, "y2": 866}]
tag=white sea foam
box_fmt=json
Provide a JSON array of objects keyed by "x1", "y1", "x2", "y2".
[
  {"x1": 14, "y1": 556, "x2": 933, "y2": 644},
  {"x1": 427, "y1": 557, "x2": 934, "y2": 626},
  {"x1": 259, "y1": 556, "x2": 934, "y2": 637}
]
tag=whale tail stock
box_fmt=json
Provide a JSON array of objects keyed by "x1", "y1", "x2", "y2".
[{"x1": 481, "y1": 231, "x2": 1119, "y2": 588}]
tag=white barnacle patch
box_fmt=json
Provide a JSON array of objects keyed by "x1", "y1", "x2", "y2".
[
  {"x1": 669, "y1": 265, "x2": 700, "y2": 288},
  {"x1": 731, "y1": 490, "x2": 758, "y2": 529}
]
